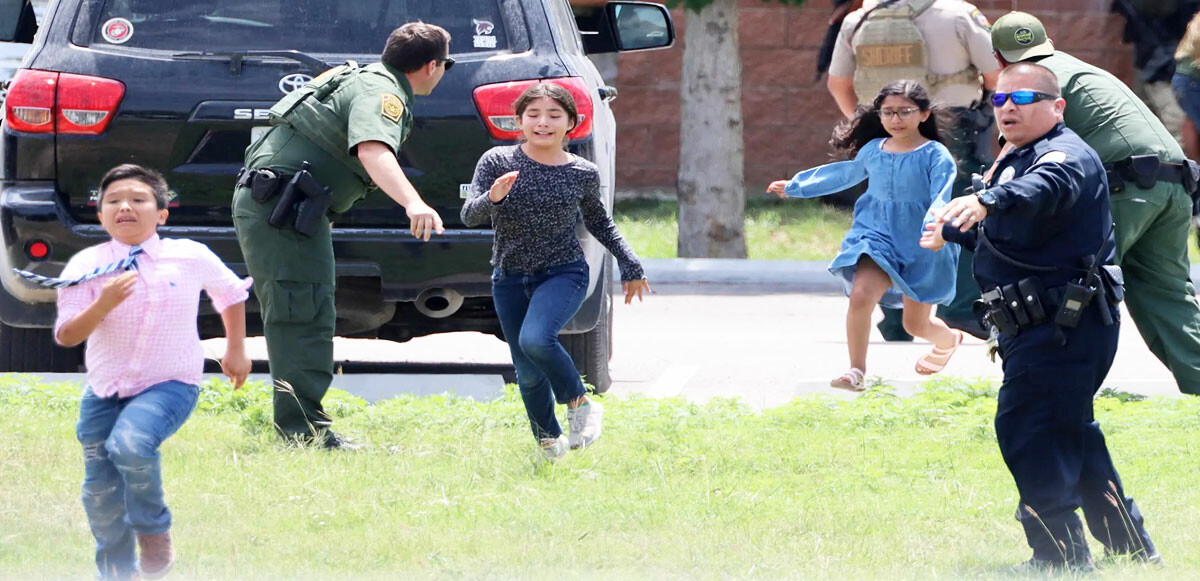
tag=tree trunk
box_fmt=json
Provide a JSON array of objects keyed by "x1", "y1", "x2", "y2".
[{"x1": 677, "y1": 0, "x2": 746, "y2": 259}]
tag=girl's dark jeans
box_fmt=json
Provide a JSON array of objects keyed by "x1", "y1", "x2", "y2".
[{"x1": 492, "y1": 259, "x2": 589, "y2": 440}]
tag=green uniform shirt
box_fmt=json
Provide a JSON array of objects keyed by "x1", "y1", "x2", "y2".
[
  {"x1": 245, "y1": 62, "x2": 415, "y2": 213},
  {"x1": 1040, "y1": 52, "x2": 1184, "y2": 164}
]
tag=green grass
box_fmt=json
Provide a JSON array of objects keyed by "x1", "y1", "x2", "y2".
[
  {"x1": 615, "y1": 196, "x2": 852, "y2": 261},
  {"x1": 3, "y1": 375, "x2": 1200, "y2": 579},
  {"x1": 617, "y1": 197, "x2": 1200, "y2": 264}
]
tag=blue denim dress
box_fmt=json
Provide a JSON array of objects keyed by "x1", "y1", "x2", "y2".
[{"x1": 783, "y1": 138, "x2": 959, "y2": 308}]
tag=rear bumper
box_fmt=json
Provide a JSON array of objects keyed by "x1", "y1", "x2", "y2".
[{"x1": 0, "y1": 181, "x2": 604, "y2": 337}]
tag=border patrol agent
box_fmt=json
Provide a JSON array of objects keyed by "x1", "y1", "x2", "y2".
[
  {"x1": 925, "y1": 63, "x2": 1159, "y2": 570},
  {"x1": 992, "y1": 12, "x2": 1200, "y2": 396},
  {"x1": 828, "y1": 0, "x2": 1001, "y2": 341},
  {"x1": 232, "y1": 23, "x2": 451, "y2": 448}
]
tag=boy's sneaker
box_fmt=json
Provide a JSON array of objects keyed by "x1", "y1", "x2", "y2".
[
  {"x1": 540, "y1": 435, "x2": 569, "y2": 461},
  {"x1": 567, "y1": 400, "x2": 604, "y2": 449},
  {"x1": 136, "y1": 531, "x2": 174, "y2": 579}
]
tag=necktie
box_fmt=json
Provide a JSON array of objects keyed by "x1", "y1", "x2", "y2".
[{"x1": 13, "y1": 245, "x2": 143, "y2": 289}]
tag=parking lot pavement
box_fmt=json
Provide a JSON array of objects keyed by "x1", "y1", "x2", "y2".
[
  {"x1": 604, "y1": 284, "x2": 1181, "y2": 409},
  {"x1": 186, "y1": 283, "x2": 1179, "y2": 408},
  {"x1": 27, "y1": 282, "x2": 1183, "y2": 408}
]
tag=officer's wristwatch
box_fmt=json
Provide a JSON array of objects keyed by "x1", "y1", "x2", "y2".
[{"x1": 975, "y1": 188, "x2": 998, "y2": 211}]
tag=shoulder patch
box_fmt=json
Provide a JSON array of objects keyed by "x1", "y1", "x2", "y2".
[
  {"x1": 381, "y1": 94, "x2": 404, "y2": 124},
  {"x1": 970, "y1": 9, "x2": 991, "y2": 31},
  {"x1": 997, "y1": 166, "x2": 1016, "y2": 184},
  {"x1": 1035, "y1": 151, "x2": 1068, "y2": 165}
]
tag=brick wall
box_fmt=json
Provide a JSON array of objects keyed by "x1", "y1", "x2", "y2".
[{"x1": 613, "y1": 0, "x2": 1132, "y2": 193}]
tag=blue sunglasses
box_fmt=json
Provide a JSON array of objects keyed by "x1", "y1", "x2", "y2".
[{"x1": 990, "y1": 90, "x2": 1058, "y2": 107}]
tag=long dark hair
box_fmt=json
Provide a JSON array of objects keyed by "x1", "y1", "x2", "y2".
[{"x1": 830, "y1": 80, "x2": 947, "y2": 158}]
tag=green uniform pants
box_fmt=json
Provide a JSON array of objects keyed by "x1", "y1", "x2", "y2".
[
  {"x1": 232, "y1": 186, "x2": 339, "y2": 439},
  {"x1": 1112, "y1": 181, "x2": 1200, "y2": 394},
  {"x1": 937, "y1": 113, "x2": 987, "y2": 325}
]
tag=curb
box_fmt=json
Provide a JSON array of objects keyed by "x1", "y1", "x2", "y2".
[
  {"x1": 637, "y1": 258, "x2": 840, "y2": 289},
  {"x1": 627, "y1": 258, "x2": 1200, "y2": 291}
]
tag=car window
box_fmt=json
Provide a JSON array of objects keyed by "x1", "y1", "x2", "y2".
[
  {"x1": 84, "y1": 0, "x2": 509, "y2": 54},
  {"x1": 549, "y1": 0, "x2": 583, "y2": 56}
]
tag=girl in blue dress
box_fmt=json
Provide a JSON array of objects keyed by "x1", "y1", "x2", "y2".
[{"x1": 768, "y1": 80, "x2": 962, "y2": 391}]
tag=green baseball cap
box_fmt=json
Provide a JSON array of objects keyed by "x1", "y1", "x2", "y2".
[{"x1": 991, "y1": 12, "x2": 1055, "y2": 62}]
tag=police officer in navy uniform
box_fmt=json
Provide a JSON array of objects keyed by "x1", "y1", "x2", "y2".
[{"x1": 921, "y1": 63, "x2": 1159, "y2": 570}]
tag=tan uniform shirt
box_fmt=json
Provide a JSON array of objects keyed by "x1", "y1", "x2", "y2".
[{"x1": 830, "y1": 0, "x2": 999, "y2": 107}]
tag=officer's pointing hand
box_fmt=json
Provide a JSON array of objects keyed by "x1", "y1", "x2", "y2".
[
  {"x1": 936, "y1": 195, "x2": 987, "y2": 232},
  {"x1": 407, "y1": 202, "x2": 444, "y2": 242}
]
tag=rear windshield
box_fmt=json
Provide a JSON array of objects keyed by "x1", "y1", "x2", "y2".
[{"x1": 86, "y1": 0, "x2": 508, "y2": 54}]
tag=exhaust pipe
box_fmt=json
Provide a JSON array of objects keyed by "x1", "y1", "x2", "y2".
[{"x1": 414, "y1": 288, "x2": 464, "y2": 319}]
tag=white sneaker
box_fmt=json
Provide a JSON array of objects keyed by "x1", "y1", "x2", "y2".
[
  {"x1": 540, "y1": 435, "x2": 569, "y2": 461},
  {"x1": 567, "y1": 400, "x2": 604, "y2": 449}
]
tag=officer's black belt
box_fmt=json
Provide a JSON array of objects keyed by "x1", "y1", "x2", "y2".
[
  {"x1": 978, "y1": 268, "x2": 1120, "y2": 339},
  {"x1": 237, "y1": 167, "x2": 275, "y2": 196},
  {"x1": 1103, "y1": 155, "x2": 1200, "y2": 194},
  {"x1": 979, "y1": 282, "x2": 1062, "y2": 337},
  {"x1": 236, "y1": 164, "x2": 332, "y2": 236}
]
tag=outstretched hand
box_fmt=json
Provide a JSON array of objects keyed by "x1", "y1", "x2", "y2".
[
  {"x1": 766, "y1": 180, "x2": 790, "y2": 199},
  {"x1": 934, "y1": 195, "x2": 987, "y2": 232},
  {"x1": 490, "y1": 171, "x2": 520, "y2": 203},
  {"x1": 919, "y1": 222, "x2": 945, "y2": 252},
  {"x1": 622, "y1": 278, "x2": 651, "y2": 305}
]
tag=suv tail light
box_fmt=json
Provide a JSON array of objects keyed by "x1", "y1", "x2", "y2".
[
  {"x1": 4, "y1": 70, "x2": 125, "y2": 135},
  {"x1": 4, "y1": 70, "x2": 57, "y2": 133},
  {"x1": 57, "y1": 73, "x2": 126, "y2": 135},
  {"x1": 472, "y1": 77, "x2": 594, "y2": 142}
]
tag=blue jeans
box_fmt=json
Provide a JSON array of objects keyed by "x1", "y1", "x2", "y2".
[
  {"x1": 492, "y1": 259, "x2": 589, "y2": 440},
  {"x1": 1173, "y1": 72, "x2": 1200, "y2": 130},
  {"x1": 76, "y1": 381, "x2": 199, "y2": 580}
]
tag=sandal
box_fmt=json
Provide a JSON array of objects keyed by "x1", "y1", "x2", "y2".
[
  {"x1": 915, "y1": 330, "x2": 963, "y2": 375},
  {"x1": 831, "y1": 368, "x2": 866, "y2": 392}
]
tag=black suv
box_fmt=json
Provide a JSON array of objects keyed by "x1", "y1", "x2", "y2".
[{"x1": 0, "y1": 0, "x2": 673, "y2": 391}]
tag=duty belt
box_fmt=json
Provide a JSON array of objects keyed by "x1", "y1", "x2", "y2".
[
  {"x1": 977, "y1": 268, "x2": 1122, "y2": 340},
  {"x1": 236, "y1": 164, "x2": 332, "y2": 236},
  {"x1": 1104, "y1": 155, "x2": 1200, "y2": 194}
]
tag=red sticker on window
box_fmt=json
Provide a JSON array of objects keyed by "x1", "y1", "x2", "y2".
[{"x1": 101, "y1": 18, "x2": 134, "y2": 44}]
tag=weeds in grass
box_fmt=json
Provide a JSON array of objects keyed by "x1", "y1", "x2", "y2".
[{"x1": 2, "y1": 376, "x2": 1197, "y2": 579}]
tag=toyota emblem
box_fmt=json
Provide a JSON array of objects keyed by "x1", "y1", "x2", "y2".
[{"x1": 278, "y1": 73, "x2": 313, "y2": 94}]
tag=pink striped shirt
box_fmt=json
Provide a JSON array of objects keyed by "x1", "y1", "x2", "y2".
[{"x1": 54, "y1": 234, "x2": 252, "y2": 398}]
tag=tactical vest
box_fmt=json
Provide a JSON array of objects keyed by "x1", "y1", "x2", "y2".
[
  {"x1": 850, "y1": 0, "x2": 980, "y2": 104},
  {"x1": 268, "y1": 61, "x2": 414, "y2": 185}
]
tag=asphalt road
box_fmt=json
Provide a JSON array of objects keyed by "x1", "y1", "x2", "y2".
[{"x1": 155, "y1": 282, "x2": 1184, "y2": 407}]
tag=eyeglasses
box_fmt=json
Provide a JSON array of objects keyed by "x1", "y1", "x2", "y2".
[
  {"x1": 437, "y1": 57, "x2": 455, "y2": 71},
  {"x1": 879, "y1": 108, "x2": 920, "y2": 119},
  {"x1": 990, "y1": 90, "x2": 1057, "y2": 107}
]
